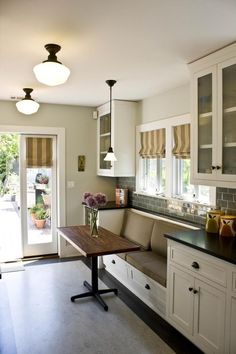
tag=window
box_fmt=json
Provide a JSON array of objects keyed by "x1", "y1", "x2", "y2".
[
  {"x1": 173, "y1": 158, "x2": 213, "y2": 204},
  {"x1": 136, "y1": 114, "x2": 215, "y2": 206},
  {"x1": 140, "y1": 158, "x2": 166, "y2": 195}
]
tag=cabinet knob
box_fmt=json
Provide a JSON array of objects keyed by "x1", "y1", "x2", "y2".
[
  {"x1": 191, "y1": 261, "x2": 200, "y2": 269},
  {"x1": 193, "y1": 289, "x2": 198, "y2": 294},
  {"x1": 188, "y1": 287, "x2": 193, "y2": 292},
  {"x1": 111, "y1": 259, "x2": 116, "y2": 264},
  {"x1": 145, "y1": 284, "x2": 150, "y2": 290},
  {"x1": 216, "y1": 166, "x2": 221, "y2": 170},
  {"x1": 211, "y1": 166, "x2": 216, "y2": 170}
]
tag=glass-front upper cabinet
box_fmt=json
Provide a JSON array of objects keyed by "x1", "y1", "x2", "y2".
[
  {"x1": 190, "y1": 43, "x2": 236, "y2": 188},
  {"x1": 197, "y1": 72, "x2": 213, "y2": 175},
  {"x1": 99, "y1": 112, "x2": 111, "y2": 170},
  {"x1": 220, "y1": 59, "x2": 236, "y2": 176}
]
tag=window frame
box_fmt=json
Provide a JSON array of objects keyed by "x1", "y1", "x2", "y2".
[{"x1": 136, "y1": 114, "x2": 216, "y2": 205}]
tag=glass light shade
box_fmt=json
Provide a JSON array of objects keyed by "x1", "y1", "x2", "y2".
[
  {"x1": 104, "y1": 148, "x2": 117, "y2": 162},
  {"x1": 16, "y1": 99, "x2": 40, "y2": 115},
  {"x1": 33, "y1": 61, "x2": 70, "y2": 86}
]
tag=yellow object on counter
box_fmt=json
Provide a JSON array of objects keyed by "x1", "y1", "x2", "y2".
[{"x1": 205, "y1": 210, "x2": 224, "y2": 233}]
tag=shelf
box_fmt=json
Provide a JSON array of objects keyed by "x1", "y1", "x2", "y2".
[
  {"x1": 199, "y1": 144, "x2": 212, "y2": 149},
  {"x1": 223, "y1": 142, "x2": 236, "y2": 148},
  {"x1": 223, "y1": 106, "x2": 236, "y2": 114},
  {"x1": 100, "y1": 132, "x2": 111, "y2": 137},
  {"x1": 199, "y1": 112, "x2": 212, "y2": 119}
]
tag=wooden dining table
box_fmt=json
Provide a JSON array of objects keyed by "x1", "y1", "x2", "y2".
[{"x1": 57, "y1": 225, "x2": 140, "y2": 311}]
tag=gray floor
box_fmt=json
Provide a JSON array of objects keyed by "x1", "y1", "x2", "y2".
[{"x1": 1, "y1": 260, "x2": 175, "y2": 354}]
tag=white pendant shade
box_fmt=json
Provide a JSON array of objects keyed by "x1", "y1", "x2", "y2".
[
  {"x1": 16, "y1": 88, "x2": 40, "y2": 115},
  {"x1": 104, "y1": 148, "x2": 117, "y2": 162},
  {"x1": 33, "y1": 61, "x2": 70, "y2": 86}
]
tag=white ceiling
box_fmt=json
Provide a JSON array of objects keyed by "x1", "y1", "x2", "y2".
[{"x1": 1, "y1": 0, "x2": 236, "y2": 107}]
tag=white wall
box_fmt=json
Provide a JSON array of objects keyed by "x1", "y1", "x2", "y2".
[
  {"x1": 0, "y1": 100, "x2": 116, "y2": 256},
  {"x1": 137, "y1": 83, "x2": 190, "y2": 124}
]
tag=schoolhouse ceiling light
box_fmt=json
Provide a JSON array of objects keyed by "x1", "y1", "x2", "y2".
[
  {"x1": 33, "y1": 43, "x2": 70, "y2": 86},
  {"x1": 16, "y1": 88, "x2": 40, "y2": 115}
]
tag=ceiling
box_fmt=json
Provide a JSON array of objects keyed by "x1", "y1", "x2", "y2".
[{"x1": 1, "y1": 0, "x2": 236, "y2": 107}]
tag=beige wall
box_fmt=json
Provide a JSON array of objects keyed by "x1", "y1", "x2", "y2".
[
  {"x1": 0, "y1": 100, "x2": 116, "y2": 227},
  {"x1": 137, "y1": 83, "x2": 190, "y2": 124}
]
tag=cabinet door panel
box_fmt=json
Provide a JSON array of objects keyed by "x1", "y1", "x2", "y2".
[
  {"x1": 230, "y1": 296, "x2": 236, "y2": 354},
  {"x1": 169, "y1": 266, "x2": 194, "y2": 335},
  {"x1": 194, "y1": 279, "x2": 226, "y2": 353}
]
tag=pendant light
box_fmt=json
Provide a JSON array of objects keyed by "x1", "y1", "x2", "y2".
[
  {"x1": 33, "y1": 43, "x2": 70, "y2": 86},
  {"x1": 104, "y1": 79, "x2": 117, "y2": 162},
  {"x1": 16, "y1": 88, "x2": 40, "y2": 115}
]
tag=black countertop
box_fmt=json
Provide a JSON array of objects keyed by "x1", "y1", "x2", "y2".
[{"x1": 165, "y1": 229, "x2": 236, "y2": 265}]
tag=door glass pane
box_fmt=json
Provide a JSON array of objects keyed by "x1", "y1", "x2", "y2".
[
  {"x1": 198, "y1": 73, "x2": 213, "y2": 174},
  {"x1": 27, "y1": 168, "x2": 52, "y2": 244},
  {"x1": 222, "y1": 64, "x2": 236, "y2": 174}
]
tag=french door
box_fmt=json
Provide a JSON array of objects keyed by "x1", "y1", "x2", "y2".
[{"x1": 20, "y1": 135, "x2": 57, "y2": 257}]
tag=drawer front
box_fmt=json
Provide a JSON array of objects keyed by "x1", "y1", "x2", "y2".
[
  {"x1": 103, "y1": 254, "x2": 128, "y2": 280},
  {"x1": 170, "y1": 245, "x2": 227, "y2": 287},
  {"x1": 130, "y1": 266, "x2": 166, "y2": 315},
  {"x1": 232, "y1": 272, "x2": 236, "y2": 292}
]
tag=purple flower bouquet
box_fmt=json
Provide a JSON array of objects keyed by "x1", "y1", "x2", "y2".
[{"x1": 83, "y1": 192, "x2": 107, "y2": 237}]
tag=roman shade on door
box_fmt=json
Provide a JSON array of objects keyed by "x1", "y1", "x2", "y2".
[{"x1": 26, "y1": 137, "x2": 53, "y2": 167}]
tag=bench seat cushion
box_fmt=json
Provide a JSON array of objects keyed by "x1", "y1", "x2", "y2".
[
  {"x1": 126, "y1": 251, "x2": 167, "y2": 287},
  {"x1": 120, "y1": 210, "x2": 154, "y2": 250}
]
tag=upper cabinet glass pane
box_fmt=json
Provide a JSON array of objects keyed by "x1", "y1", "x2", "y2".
[
  {"x1": 222, "y1": 63, "x2": 236, "y2": 174},
  {"x1": 197, "y1": 73, "x2": 213, "y2": 174},
  {"x1": 100, "y1": 113, "x2": 110, "y2": 135}
]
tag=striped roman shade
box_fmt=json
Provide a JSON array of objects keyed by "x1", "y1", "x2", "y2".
[
  {"x1": 139, "y1": 129, "x2": 165, "y2": 158},
  {"x1": 26, "y1": 137, "x2": 53, "y2": 167},
  {"x1": 172, "y1": 124, "x2": 190, "y2": 159}
]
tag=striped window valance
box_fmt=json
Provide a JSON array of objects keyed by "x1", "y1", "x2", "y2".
[
  {"x1": 139, "y1": 129, "x2": 165, "y2": 158},
  {"x1": 26, "y1": 137, "x2": 53, "y2": 167},
  {"x1": 172, "y1": 124, "x2": 190, "y2": 159}
]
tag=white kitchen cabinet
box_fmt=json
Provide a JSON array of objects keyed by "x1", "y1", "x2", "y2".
[
  {"x1": 97, "y1": 100, "x2": 136, "y2": 177},
  {"x1": 189, "y1": 43, "x2": 236, "y2": 187},
  {"x1": 167, "y1": 241, "x2": 227, "y2": 354},
  {"x1": 230, "y1": 296, "x2": 236, "y2": 354}
]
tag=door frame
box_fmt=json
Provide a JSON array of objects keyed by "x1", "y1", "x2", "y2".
[{"x1": 0, "y1": 125, "x2": 66, "y2": 257}]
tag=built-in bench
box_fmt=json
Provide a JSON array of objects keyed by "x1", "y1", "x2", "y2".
[{"x1": 103, "y1": 208, "x2": 199, "y2": 318}]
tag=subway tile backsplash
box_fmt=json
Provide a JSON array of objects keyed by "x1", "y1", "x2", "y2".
[{"x1": 116, "y1": 177, "x2": 236, "y2": 226}]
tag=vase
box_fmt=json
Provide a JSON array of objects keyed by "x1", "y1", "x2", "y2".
[{"x1": 90, "y1": 209, "x2": 98, "y2": 237}]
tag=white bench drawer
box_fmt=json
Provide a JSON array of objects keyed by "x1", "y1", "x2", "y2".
[
  {"x1": 232, "y1": 272, "x2": 236, "y2": 292},
  {"x1": 170, "y1": 245, "x2": 227, "y2": 287},
  {"x1": 129, "y1": 266, "x2": 166, "y2": 315},
  {"x1": 103, "y1": 254, "x2": 128, "y2": 280}
]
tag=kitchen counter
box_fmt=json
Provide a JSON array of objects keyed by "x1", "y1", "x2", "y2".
[{"x1": 165, "y1": 229, "x2": 236, "y2": 265}]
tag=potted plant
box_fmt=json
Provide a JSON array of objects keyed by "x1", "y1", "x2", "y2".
[
  {"x1": 29, "y1": 204, "x2": 43, "y2": 224},
  {"x1": 34, "y1": 207, "x2": 47, "y2": 229}
]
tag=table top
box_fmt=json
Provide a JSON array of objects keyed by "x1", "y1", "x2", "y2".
[
  {"x1": 58, "y1": 225, "x2": 140, "y2": 257},
  {"x1": 165, "y1": 229, "x2": 236, "y2": 265}
]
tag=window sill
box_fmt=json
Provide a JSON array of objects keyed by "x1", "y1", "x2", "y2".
[{"x1": 134, "y1": 191, "x2": 215, "y2": 209}]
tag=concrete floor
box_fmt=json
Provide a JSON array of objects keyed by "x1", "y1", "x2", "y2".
[{"x1": 0, "y1": 260, "x2": 175, "y2": 354}]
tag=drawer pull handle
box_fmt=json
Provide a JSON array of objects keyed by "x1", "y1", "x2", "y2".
[
  {"x1": 191, "y1": 261, "x2": 200, "y2": 269},
  {"x1": 145, "y1": 284, "x2": 150, "y2": 290},
  {"x1": 193, "y1": 289, "x2": 198, "y2": 294},
  {"x1": 111, "y1": 260, "x2": 116, "y2": 264},
  {"x1": 188, "y1": 287, "x2": 193, "y2": 292}
]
